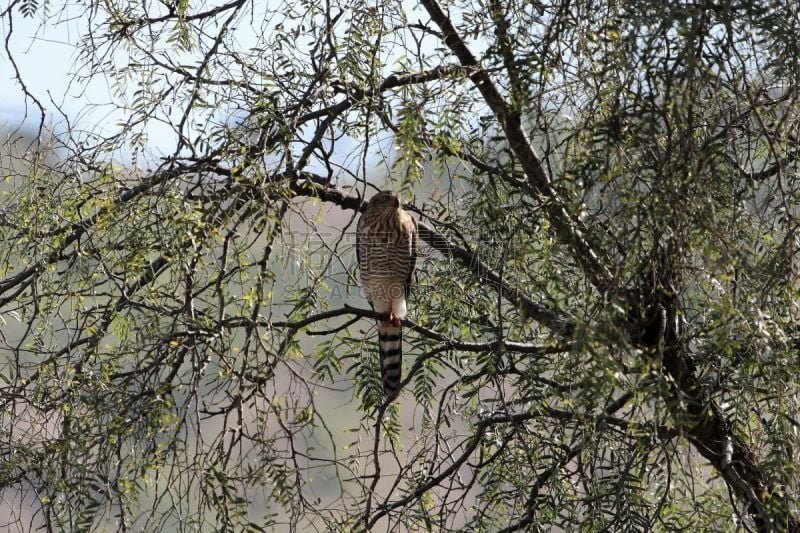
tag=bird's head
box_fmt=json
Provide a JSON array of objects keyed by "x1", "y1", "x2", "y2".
[{"x1": 367, "y1": 190, "x2": 402, "y2": 210}]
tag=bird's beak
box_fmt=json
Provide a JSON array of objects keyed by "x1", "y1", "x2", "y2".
[{"x1": 394, "y1": 196, "x2": 401, "y2": 207}]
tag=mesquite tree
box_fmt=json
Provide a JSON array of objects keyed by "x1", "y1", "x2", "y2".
[{"x1": 1, "y1": 0, "x2": 800, "y2": 530}]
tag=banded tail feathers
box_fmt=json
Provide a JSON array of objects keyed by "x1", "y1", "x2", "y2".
[{"x1": 377, "y1": 321, "x2": 402, "y2": 400}]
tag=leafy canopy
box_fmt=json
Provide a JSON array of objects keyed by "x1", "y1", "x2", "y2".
[{"x1": 1, "y1": 0, "x2": 800, "y2": 530}]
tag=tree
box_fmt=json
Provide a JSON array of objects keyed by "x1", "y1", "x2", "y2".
[{"x1": 1, "y1": 0, "x2": 800, "y2": 530}]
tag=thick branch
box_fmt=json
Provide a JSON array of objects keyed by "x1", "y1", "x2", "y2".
[
  {"x1": 639, "y1": 284, "x2": 795, "y2": 529},
  {"x1": 419, "y1": 0, "x2": 613, "y2": 289},
  {"x1": 419, "y1": 1, "x2": 798, "y2": 529}
]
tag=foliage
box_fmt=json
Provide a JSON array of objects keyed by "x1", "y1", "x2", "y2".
[{"x1": 1, "y1": 0, "x2": 800, "y2": 530}]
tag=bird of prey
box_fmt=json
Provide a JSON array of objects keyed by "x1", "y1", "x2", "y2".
[{"x1": 356, "y1": 190, "x2": 418, "y2": 401}]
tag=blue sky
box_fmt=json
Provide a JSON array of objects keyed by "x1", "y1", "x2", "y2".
[
  {"x1": 1, "y1": 10, "x2": 86, "y2": 136},
  {"x1": 0, "y1": 8, "x2": 183, "y2": 156},
  {"x1": 0, "y1": 4, "x2": 401, "y2": 177}
]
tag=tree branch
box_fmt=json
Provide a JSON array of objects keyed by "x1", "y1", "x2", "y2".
[
  {"x1": 419, "y1": 0, "x2": 613, "y2": 290},
  {"x1": 289, "y1": 181, "x2": 574, "y2": 335},
  {"x1": 223, "y1": 305, "x2": 566, "y2": 355},
  {"x1": 418, "y1": 1, "x2": 799, "y2": 529}
]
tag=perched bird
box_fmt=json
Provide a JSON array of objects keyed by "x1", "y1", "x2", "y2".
[{"x1": 356, "y1": 190, "x2": 418, "y2": 401}]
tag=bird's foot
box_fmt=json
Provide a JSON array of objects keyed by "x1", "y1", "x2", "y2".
[{"x1": 387, "y1": 312, "x2": 402, "y2": 327}]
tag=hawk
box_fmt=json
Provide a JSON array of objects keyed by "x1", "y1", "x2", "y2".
[{"x1": 356, "y1": 190, "x2": 418, "y2": 401}]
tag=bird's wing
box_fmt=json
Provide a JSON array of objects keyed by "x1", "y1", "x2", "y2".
[
  {"x1": 355, "y1": 215, "x2": 363, "y2": 273},
  {"x1": 405, "y1": 215, "x2": 418, "y2": 297}
]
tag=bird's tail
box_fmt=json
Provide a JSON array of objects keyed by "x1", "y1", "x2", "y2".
[{"x1": 377, "y1": 321, "x2": 402, "y2": 400}]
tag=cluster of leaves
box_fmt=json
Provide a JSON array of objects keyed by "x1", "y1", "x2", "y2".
[{"x1": 1, "y1": 0, "x2": 799, "y2": 530}]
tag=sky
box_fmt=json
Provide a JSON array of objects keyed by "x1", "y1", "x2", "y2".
[
  {"x1": 0, "y1": 5, "x2": 190, "y2": 158},
  {"x1": 0, "y1": 4, "x2": 380, "y2": 174},
  {"x1": 0, "y1": 8, "x2": 91, "y2": 138},
  {"x1": 0, "y1": 0, "x2": 460, "y2": 193}
]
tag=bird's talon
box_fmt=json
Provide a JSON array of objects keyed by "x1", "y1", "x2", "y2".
[{"x1": 388, "y1": 313, "x2": 402, "y2": 327}]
